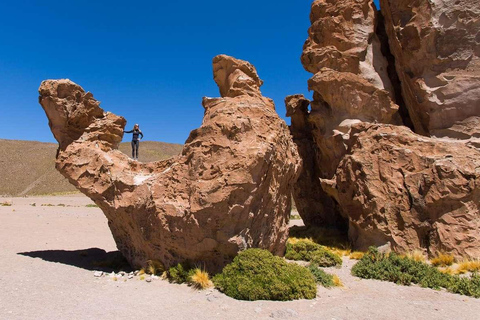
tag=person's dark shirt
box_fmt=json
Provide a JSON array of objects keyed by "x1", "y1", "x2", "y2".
[{"x1": 124, "y1": 129, "x2": 144, "y2": 141}]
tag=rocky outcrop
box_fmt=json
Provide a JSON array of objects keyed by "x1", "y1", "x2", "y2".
[
  {"x1": 299, "y1": 0, "x2": 401, "y2": 179},
  {"x1": 286, "y1": 95, "x2": 340, "y2": 228},
  {"x1": 324, "y1": 123, "x2": 480, "y2": 259},
  {"x1": 380, "y1": 0, "x2": 480, "y2": 140},
  {"x1": 289, "y1": 0, "x2": 402, "y2": 227},
  {"x1": 39, "y1": 55, "x2": 301, "y2": 272},
  {"x1": 289, "y1": 0, "x2": 480, "y2": 259}
]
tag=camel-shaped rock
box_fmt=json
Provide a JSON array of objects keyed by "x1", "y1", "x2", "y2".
[{"x1": 39, "y1": 55, "x2": 300, "y2": 272}]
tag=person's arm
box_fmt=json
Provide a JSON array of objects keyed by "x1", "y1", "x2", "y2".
[
  {"x1": 139, "y1": 131, "x2": 144, "y2": 139},
  {"x1": 124, "y1": 130, "x2": 133, "y2": 133}
]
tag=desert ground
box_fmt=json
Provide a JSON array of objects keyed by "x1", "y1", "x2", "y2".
[{"x1": 1, "y1": 194, "x2": 479, "y2": 320}]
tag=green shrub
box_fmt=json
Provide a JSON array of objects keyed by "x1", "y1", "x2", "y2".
[
  {"x1": 213, "y1": 248, "x2": 317, "y2": 301},
  {"x1": 285, "y1": 239, "x2": 342, "y2": 267},
  {"x1": 308, "y1": 264, "x2": 334, "y2": 288},
  {"x1": 352, "y1": 247, "x2": 480, "y2": 298},
  {"x1": 167, "y1": 262, "x2": 195, "y2": 284}
]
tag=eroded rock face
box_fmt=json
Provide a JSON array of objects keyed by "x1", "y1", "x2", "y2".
[
  {"x1": 286, "y1": 95, "x2": 340, "y2": 228},
  {"x1": 380, "y1": 0, "x2": 480, "y2": 139},
  {"x1": 288, "y1": 0, "x2": 401, "y2": 227},
  {"x1": 39, "y1": 55, "x2": 300, "y2": 272},
  {"x1": 325, "y1": 123, "x2": 480, "y2": 259},
  {"x1": 298, "y1": 0, "x2": 401, "y2": 179}
]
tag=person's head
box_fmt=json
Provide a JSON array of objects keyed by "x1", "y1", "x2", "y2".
[{"x1": 134, "y1": 124, "x2": 139, "y2": 130}]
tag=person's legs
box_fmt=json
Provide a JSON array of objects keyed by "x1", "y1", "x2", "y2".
[
  {"x1": 131, "y1": 141, "x2": 135, "y2": 159},
  {"x1": 135, "y1": 140, "x2": 140, "y2": 160}
]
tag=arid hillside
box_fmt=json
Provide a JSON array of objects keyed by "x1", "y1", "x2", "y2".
[{"x1": 0, "y1": 139, "x2": 182, "y2": 196}]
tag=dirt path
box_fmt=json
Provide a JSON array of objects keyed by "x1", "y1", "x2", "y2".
[{"x1": 1, "y1": 195, "x2": 479, "y2": 320}]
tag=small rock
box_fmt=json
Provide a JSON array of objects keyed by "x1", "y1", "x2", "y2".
[
  {"x1": 146, "y1": 278, "x2": 152, "y2": 283},
  {"x1": 128, "y1": 274, "x2": 134, "y2": 279},
  {"x1": 93, "y1": 271, "x2": 103, "y2": 277}
]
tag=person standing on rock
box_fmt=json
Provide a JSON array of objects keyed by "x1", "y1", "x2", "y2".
[{"x1": 124, "y1": 124, "x2": 143, "y2": 160}]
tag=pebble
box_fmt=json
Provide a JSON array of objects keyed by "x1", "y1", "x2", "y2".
[
  {"x1": 93, "y1": 271, "x2": 103, "y2": 277},
  {"x1": 128, "y1": 274, "x2": 134, "y2": 279},
  {"x1": 146, "y1": 278, "x2": 152, "y2": 283}
]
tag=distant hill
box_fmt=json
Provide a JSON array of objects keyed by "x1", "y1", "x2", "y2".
[{"x1": 0, "y1": 139, "x2": 183, "y2": 196}]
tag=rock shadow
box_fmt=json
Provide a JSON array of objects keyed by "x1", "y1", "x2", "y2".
[{"x1": 18, "y1": 248, "x2": 132, "y2": 272}]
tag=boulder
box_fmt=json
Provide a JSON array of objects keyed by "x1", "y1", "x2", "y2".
[
  {"x1": 38, "y1": 55, "x2": 300, "y2": 272},
  {"x1": 380, "y1": 0, "x2": 480, "y2": 139},
  {"x1": 325, "y1": 123, "x2": 480, "y2": 259}
]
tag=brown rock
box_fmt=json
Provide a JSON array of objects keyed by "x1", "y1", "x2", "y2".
[
  {"x1": 328, "y1": 123, "x2": 480, "y2": 259},
  {"x1": 380, "y1": 0, "x2": 480, "y2": 138},
  {"x1": 302, "y1": 0, "x2": 394, "y2": 94},
  {"x1": 308, "y1": 69, "x2": 401, "y2": 177},
  {"x1": 296, "y1": 0, "x2": 402, "y2": 180},
  {"x1": 38, "y1": 55, "x2": 301, "y2": 272},
  {"x1": 285, "y1": 95, "x2": 340, "y2": 228}
]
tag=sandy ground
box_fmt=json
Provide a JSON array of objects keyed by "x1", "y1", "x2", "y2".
[{"x1": 1, "y1": 195, "x2": 480, "y2": 320}]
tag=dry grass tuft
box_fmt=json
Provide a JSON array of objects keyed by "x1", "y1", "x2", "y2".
[
  {"x1": 405, "y1": 250, "x2": 426, "y2": 262},
  {"x1": 332, "y1": 275, "x2": 343, "y2": 287},
  {"x1": 190, "y1": 268, "x2": 213, "y2": 290},
  {"x1": 438, "y1": 267, "x2": 456, "y2": 275},
  {"x1": 431, "y1": 253, "x2": 455, "y2": 267},
  {"x1": 349, "y1": 251, "x2": 365, "y2": 260},
  {"x1": 146, "y1": 259, "x2": 165, "y2": 276},
  {"x1": 457, "y1": 260, "x2": 480, "y2": 274},
  {"x1": 1, "y1": 201, "x2": 12, "y2": 206},
  {"x1": 138, "y1": 269, "x2": 145, "y2": 276}
]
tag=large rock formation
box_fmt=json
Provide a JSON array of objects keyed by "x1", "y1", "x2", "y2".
[
  {"x1": 323, "y1": 123, "x2": 480, "y2": 259},
  {"x1": 39, "y1": 55, "x2": 300, "y2": 272},
  {"x1": 289, "y1": 0, "x2": 480, "y2": 259},
  {"x1": 380, "y1": 0, "x2": 480, "y2": 141},
  {"x1": 290, "y1": 0, "x2": 402, "y2": 227}
]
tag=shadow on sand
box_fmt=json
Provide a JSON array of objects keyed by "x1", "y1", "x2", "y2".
[{"x1": 18, "y1": 248, "x2": 132, "y2": 272}]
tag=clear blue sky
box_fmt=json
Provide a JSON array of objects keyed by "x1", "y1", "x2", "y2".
[{"x1": 0, "y1": 0, "x2": 380, "y2": 144}]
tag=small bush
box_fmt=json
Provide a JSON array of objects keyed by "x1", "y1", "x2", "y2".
[
  {"x1": 431, "y1": 253, "x2": 455, "y2": 267},
  {"x1": 285, "y1": 238, "x2": 342, "y2": 267},
  {"x1": 213, "y1": 248, "x2": 317, "y2": 301},
  {"x1": 167, "y1": 262, "x2": 194, "y2": 284},
  {"x1": 308, "y1": 264, "x2": 334, "y2": 287},
  {"x1": 86, "y1": 204, "x2": 99, "y2": 208},
  {"x1": 1, "y1": 202, "x2": 12, "y2": 206},
  {"x1": 352, "y1": 247, "x2": 480, "y2": 298}
]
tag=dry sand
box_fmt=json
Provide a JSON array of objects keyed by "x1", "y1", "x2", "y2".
[{"x1": 1, "y1": 195, "x2": 479, "y2": 320}]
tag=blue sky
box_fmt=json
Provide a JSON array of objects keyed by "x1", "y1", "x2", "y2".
[{"x1": 0, "y1": 0, "x2": 380, "y2": 144}]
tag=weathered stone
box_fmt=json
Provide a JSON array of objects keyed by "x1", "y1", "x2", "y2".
[
  {"x1": 285, "y1": 95, "x2": 339, "y2": 228},
  {"x1": 326, "y1": 123, "x2": 480, "y2": 259},
  {"x1": 302, "y1": 0, "x2": 394, "y2": 94},
  {"x1": 380, "y1": 0, "x2": 480, "y2": 139},
  {"x1": 38, "y1": 55, "x2": 300, "y2": 272},
  {"x1": 307, "y1": 69, "x2": 401, "y2": 177}
]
